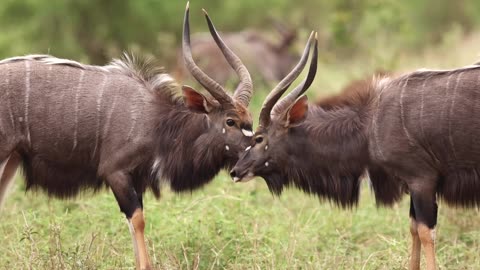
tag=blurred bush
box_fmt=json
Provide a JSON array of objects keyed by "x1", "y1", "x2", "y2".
[{"x1": 0, "y1": 0, "x2": 478, "y2": 68}]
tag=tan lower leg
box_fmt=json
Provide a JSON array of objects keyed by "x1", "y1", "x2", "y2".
[
  {"x1": 0, "y1": 153, "x2": 20, "y2": 208},
  {"x1": 418, "y1": 223, "x2": 436, "y2": 270},
  {"x1": 409, "y1": 218, "x2": 421, "y2": 270},
  {"x1": 128, "y1": 209, "x2": 151, "y2": 270}
]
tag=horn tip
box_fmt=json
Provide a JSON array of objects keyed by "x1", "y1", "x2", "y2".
[
  {"x1": 202, "y1": 8, "x2": 208, "y2": 16},
  {"x1": 314, "y1": 32, "x2": 318, "y2": 40},
  {"x1": 186, "y1": 1, "x2": 190, "y2": 10}
]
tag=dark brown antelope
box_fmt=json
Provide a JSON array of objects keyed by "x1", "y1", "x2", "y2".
[
  {"x1": 230, "y1": 40, "x2": 480, "y2": 268},
  {"x1": 0, "y1": 3, "x2": 256, "y2": 270},
  {"x1": 172, "y1": 21, "x2": 298, "y2": 86}
]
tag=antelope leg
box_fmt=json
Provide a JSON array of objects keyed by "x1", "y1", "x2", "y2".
[
  {"x1": 409, "y1": 218, "x2": 421, "y2": 270},
  {"x1": 128, "y1": 208, "x2": 151, "y2": 270},
  {"x1": 408, "y1": 197, "x2": 421, "y2": 270},
  {"x1": 410, "y1": 188, "x2": 437, "y2": 270},
  {"x1": 107, "y1": 171, "x2": 151, "y2": 270},
  {"x1": 418, "y1": 223, "x2": 436, "y2": 270}
]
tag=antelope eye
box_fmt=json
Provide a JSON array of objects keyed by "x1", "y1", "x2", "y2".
[
  {"x1": 255, "y1": 136, "x2": 264, "y2": 144},
  {"x1": 226, "y1": 119, "x2": 235, "y2": 126}
]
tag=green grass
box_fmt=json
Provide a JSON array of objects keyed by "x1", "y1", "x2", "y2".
[
  {"x1": 2, "y1": 32, "x2": 480, "y2": 270},
  {"x1": 2, "y1": 172, "x2": 480, "y2": 269}
]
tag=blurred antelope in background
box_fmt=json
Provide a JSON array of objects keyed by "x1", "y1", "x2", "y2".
[
  {"x1": 172, "y1": 20, "x2": 298, "y2": 86},
  {"x1": 0, "y1": 3, "x2": 256, "y2": 269},
  {"x1": 231, "y1": 35, "x2": 480, "y2": 269}
]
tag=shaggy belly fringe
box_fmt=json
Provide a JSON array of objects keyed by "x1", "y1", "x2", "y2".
[
  {"x1": 438, "y1": 167, "x2": 480, "y2": 208},
  {"x1": 20, "y1": 155, "x2": 104, "y2": 199}
]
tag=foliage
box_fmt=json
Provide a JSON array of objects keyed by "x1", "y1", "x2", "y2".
[{"x1": 0, "y1": 0, "x2": 478, "y2": 68}]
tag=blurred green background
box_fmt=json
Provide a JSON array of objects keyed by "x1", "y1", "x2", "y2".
[
  {"x1": 1, "y1": 0, "x2": 479, "y2": 67},
  {"x1": 2, "y1": 1, "x2": 480, "y2": 269}
]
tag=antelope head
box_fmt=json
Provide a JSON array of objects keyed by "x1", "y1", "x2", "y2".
[
  {"x1": 182, "y1": 2, "x2": 254, "y2": 158},
  {"x1": 229, "y1": 32, "x2": 318, "y2": 184}
]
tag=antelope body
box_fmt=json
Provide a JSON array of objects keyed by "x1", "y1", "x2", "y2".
[
  {"x1": 173, "y1": 25, "x2": 298, "y2": 86},
  {"x1": 0, "y1": 3, "x2": 257, "y2": 269},
  {"x1": 231, "y1": 45, "x2": 480, "y2": 268}
]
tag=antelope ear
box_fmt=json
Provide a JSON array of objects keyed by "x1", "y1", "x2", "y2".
[
  {"x1": 284, "y1": 95, "x2": 308, "y2": 127},
  {"x1": 182, "y1": 85, "x2": 216, "y2": 113}
]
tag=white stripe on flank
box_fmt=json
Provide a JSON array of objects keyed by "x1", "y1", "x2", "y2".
[
  {"x1": 448, "y1": 72, "x2": 463, "y2": 158},
  {"x1": 0, "y1": 108, "x2": 3, "y2": 133},
  {"x1": 5, "y1": 64, "x2": 15, "y2": 129},
  {"x1": 419, "y1": 75, "x2": 433, "y2": 139},
  {"x1": 46, "y1": 65, "x2": 53, "y2": 83},
  {"x1": 400, "y1": 78, "x2": 414, "y2": 145},
  {"x1": 103, "y1": 95, "x2": 118, "y2": 138},
  {"x1": 372, "y1": 83, "x2": 386, "y2": 160},
  {"x1": 443, "y1": 74, "x2": 453, "y2": 117},
  {"x1": 72, "y1": 70, "x2": 85, "y2": 152},
  {"x1": 92, "y1": 74, "x2": 108, "y2": 158},
  {"x1": 126, "y1": 95, "x2": 139, "y2": 141},
  {"x1": 24, "y1": 61, "x2": 31, "y2": 145}
]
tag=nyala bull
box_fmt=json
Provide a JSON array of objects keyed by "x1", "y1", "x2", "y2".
[{"x1": 0, "y1": 3, "x2": 257, "y2": 269}]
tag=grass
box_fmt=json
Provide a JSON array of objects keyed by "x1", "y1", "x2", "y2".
[
  {"x1": 2, "y1": 173, "x2": 480, "y2": 269},
  {"x1": 2, "y1": 31, "x2": 480, "y2": 270}
]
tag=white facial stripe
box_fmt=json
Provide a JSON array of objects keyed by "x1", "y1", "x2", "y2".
[
  {"x1": 242, "y1": 129, "x2": 253, "y2": 137},
  {"x1": 225, "y1": 145, "x2": 230, "y2": 151},
  {"x1": 222, "y1": 128, "x2": 226, "y2": 134},
  {"x1": 245, "y1": 146, "x2": 252, "y2": 151},
  {"x1": 265, "y1": 162, "x2": 269, "y2": 167},
  {"x1": 265, "y1": 145, "x2": 268, "y2": 150}
]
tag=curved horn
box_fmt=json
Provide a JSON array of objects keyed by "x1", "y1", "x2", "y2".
[
  {"x1": 202, "y1": 9, "x2": 253, "y2": 107},
  {"x1": 271, "y1": 33, "x2": 318, "y2": 119},
  {"x1": 258, "y1": 31, "x2": 315, "y2": 129},
  {"x1": 182, "y1": 2, "x2": 233, "y2": 105}
]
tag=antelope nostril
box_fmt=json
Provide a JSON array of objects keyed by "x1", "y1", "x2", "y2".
[{"x1": 230, "y1": 170, "x2": 237, "y2": 178}]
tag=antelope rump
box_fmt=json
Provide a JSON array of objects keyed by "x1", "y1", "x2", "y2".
[
  {"x1": 231, "y1": 39, "x2": 480, "y2": 269},
  {"x1": 0, "y1": 3, "x2": 258, "y2": 270}
]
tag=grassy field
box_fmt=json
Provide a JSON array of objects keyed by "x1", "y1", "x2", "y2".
[
  {"x1": 2, "y1": 33, "x2": 480, "y2": 270},
  {"x1": 2, "y1": 173, "x2": 480, "y2": 270}
]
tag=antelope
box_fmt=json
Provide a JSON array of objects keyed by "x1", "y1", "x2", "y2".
[
  {"x1": 172, "y1": 21, "x2": 298, "y2": 86},
  {"x1": 230, "y1": 38, "x2": 480, "y2": 269},
  {"x1": 0, "y1": 3, "x2": 256, "y2": 270}
]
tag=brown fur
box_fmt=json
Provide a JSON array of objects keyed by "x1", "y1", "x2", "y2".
[
  {"x1": 0, "y1": 54, "x2": 253, "y2": 200},
  {"x1": 233, "y1": 64, "x2": 480, "y2": 269},
  {"x1": 0, "y1": 54, "x2": 254, "y2": 270},
  {"x1": 234, "y1": 64, "x2": 480, "y2": 209}
]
